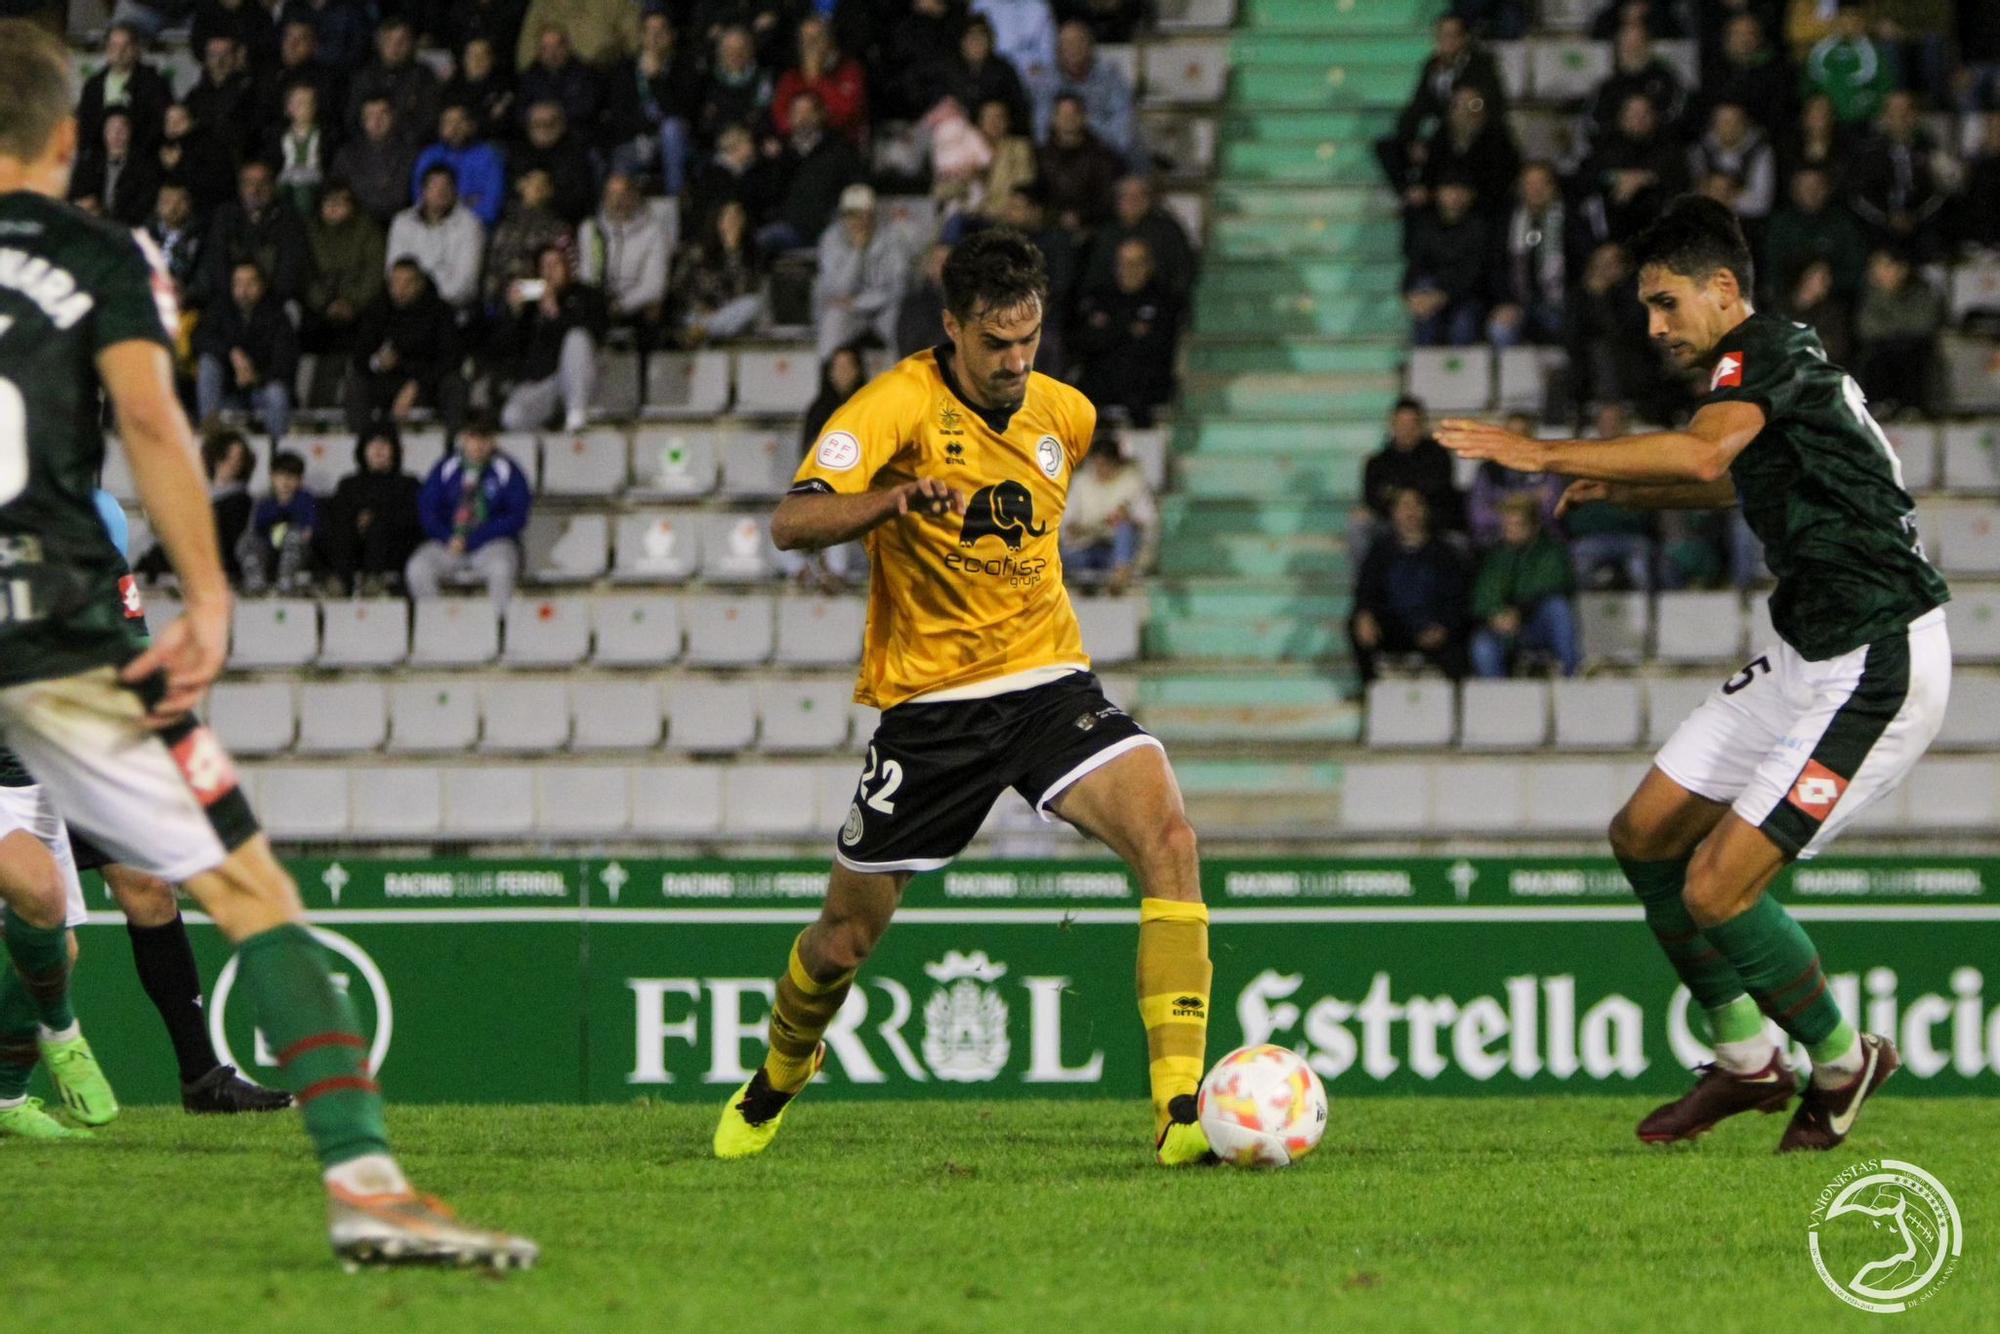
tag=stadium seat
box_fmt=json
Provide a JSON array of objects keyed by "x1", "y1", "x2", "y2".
[
  {"x1": 1942, "y1": 335, "x2": 2000, "y2": 413},
  {"x1": 1406, "y1": 347, "x2": 1491, "y2": 413},
  {"x1": 774, "y1": 597, "x2": 866, "y2": 665},
  {"x1": 571, "y1": 678, "x2": 666, "y2": 750},
  {"x1": 734, "y1": 349, "x2": 818, "y2": 416},
  {"x1": 631, "y1": 765, "x2": 724, "y2": 836},
  {"x1": 1530, "y1": 37, "x2": 1611, "y2": 101},
  {"x1": 1884, "y1": 423, "x2": 1938, "y2": 492},
  {"x1": 1550, "y1": 680, "x2": 1642, "y2": 749},
  {"x1": 1904, "y1": 757, "x2": 1999, "y2": 829},
  {"x1": 1141, "y1": 37, "x2": 1228, "y2": 102},
  {"x1": 814, "y1": 763, "x2": 860, "y2": 831},
  {"x1": 1942, "y1": 423, "x2": 2000, "y2": 492},
  {"x1": 688, "y1": 596, "x2": 780, "y2": 668},
  {"x1": 1653, "y1": 590, "x2": 1745, "y2": 663},
  {"x1": 698, "y1": 513, "x2": 778, "y2": 583},
  {"x1": 1933, "y1": 503, "x2": 2000, "y2": 574},
  {"x1": 665, "y1": 678, "x2": 757, "y2": 751},
  {"x1": 251, "y1": 766, "x2": 349, "y2": 838},
  {"x1": 443, "y1": 767, "x2": 535, "y2": 837},
  {"x1": 1577, "y1": 591, "x2": 1649, "y2": 665},
  {"x1": 1364, "y1": 679, "x2": 1454, "y2": 748},
  {"x1": 231, "y1": 599, "x2": 317, "y2": 668},
  {"x1": 629, "y1": 426, "x2": 720, "y2": 498},
  {"x1": 1074, "y1": 596, "x2": 1143, "y2": 664},
  {"x1": 1525, "y1": 762, "x2": 1629, "y2": 833},
  {"x1": 141, "y1": 587, "x2": 178, "y2": 640},
  {"x1": 1155, "y1": 0, "x2": 1237, "y2": 30},
  {"x1": 479, "y1": 678, "x2": 571, "y2": 752},
  {"x1": 1431, "y1": 762, "x2": 1527, "y2": 832},
  {"x1": 291, "y1": 431, "x2": 349, "y2": 494},
  {"x1": 502, "y1": 595, "x2": 591, "y2": 666},
  {"x1": 1122, "y1": 427, "x2": 1168, "y2": 489},
  {"x1": 539, "y1": 427, "x2": 629, "y2": 496},
  {"x1": 612, "y1": 511, "x2": 700, "y2": 583},
  {"x1": 1537, "y1": 0, "x2": 1592, "y2": 28},
  {"x1": 718, "y1": 427, "x2": 800, "y2": 500},
  {"x1": 1162, "y1": 192, "x2": 1205, "y2": 246},
  {"x1": 723, "y1": 764, "x2": 821, "y2": 835},
  {"x1": 1459, "y1": 680, "x2": 1549, "y2": 749},
  {"x1": 410, "y1": 599, "x2": 500, "y2": 665},
  {"x1": 851, "y1": 702, "x2": 880, "y2": 742},
  {"x1": 644, "y1": 350, "x2": 732, "y2": 418},
  {"x1": 1491, "y1": 40, "x2": 1528, "y2": 99},
  {"x1": 757, "y1": 678, "x2": 854, "y2": 753},
  {"x1": 318, "y1": 599, "x2": 409, "y2": 667},
  {"x1": 537, "y1": 767, "x2": 632, "y2": 835},
  {"x1": 296, "y1": 681, "x2": 388, "y2": 753},
  {"x1": 1496, "y1": 346, "x2": 1566, "y2": 412},
  {"x1": 592, "y1": 593, "x2": 683, "y2": 665},
  {"x1": 524, "y1": 512, "x2": 610, "y2": 583},
  {"x1": 879, "y1": 194, "x2": 939, "y2": 262},
  {"x1": 1949, "y1": 260, "x2": 2000, "y2": 322},
  {"x1": 1337, "y1": 762, "x2": 1431, "y2": 833},
  {"x1": 1937, "y1": 672, "x2": 2000, "y2": 749},
  {"x1": 1645, "y1": 676, "x2": 1715, "y2": 746},
  {"x1": 402, "y1": 428, "x2": 449, "y2": 481},
  {"x1": 206, "y1": 681, "x2": 295, "y2": 755},
  {"x1": 594, "y1": 347, "x2": 643, "y2": 419},
  {"x1": 388, "y1": 680, "x2": 481, "y2": 753},
  {"x1": 100, "y1": 438, "x2": 137, "y2": 503}
]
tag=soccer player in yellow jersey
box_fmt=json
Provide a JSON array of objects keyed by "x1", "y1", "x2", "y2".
[{"x1": 713, "y1": 229, "x2": 1213, "y2": 1166}]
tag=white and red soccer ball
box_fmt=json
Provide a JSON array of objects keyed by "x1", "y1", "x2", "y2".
[{"x1": 1197, "y1": 1044, "x2": 1329, "y2": 1168}]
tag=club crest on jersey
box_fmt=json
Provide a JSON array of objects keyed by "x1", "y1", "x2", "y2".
[
  {"x1": 814, "y1": 430, "x2": 861, "y2": 471},
  {"x1": 959, "y1": 479, "x2": 1046, "y2": 551},
  {"x1": 1787, "y1": 759, "x2": 1846, "y2": 816},
  {"x1": 1711, "y1": 352, "x2": 1743, "y2": 390},
  {"x1": 938, "y1": 401, "x2": 964, "y2": 435},
  {"x1": 1036, "y1": 436, "x2": 1064, "y2": 479}
]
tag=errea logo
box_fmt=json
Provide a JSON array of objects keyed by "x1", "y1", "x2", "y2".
[{"x1": 1711, "y1": 352, "x2": 1743, "y2": 390}]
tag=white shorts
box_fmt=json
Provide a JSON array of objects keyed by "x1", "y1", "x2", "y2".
[
  {"x1": 1655, "y1": 609, "x2": 1949, "y2": 860},
  {"x1": 0, "y1": 782, "x2": 87, "y2": 928},
  {"x1": 0, "y1": 668, "x2": 259, "y2": 884}
]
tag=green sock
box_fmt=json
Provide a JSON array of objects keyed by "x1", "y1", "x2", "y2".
[
  {"x1": 236, "y1": 924, "x2": 390, "y2": 1167},
  {"x1": 0, "y1": 965, "x2": 38, "y2": 1099},
  {"x1": 1808, "y1": 1018, "x2": 1859, "y2": 1066},
  {"x1": 1708, "y1": 995, "x2": 1768, "y2": 1045},
  {"x1": 1, "y1": 905, "x2": 74, "y2": 1031},
  {"x1": 1701, "y1": 895, "x2": 1845, "y2": 1046},
  {"x1": 1618, "y1": 857, "x2": 1748, "y2": 1010}
]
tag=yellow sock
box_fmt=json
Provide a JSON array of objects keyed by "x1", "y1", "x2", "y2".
[
  {"x1": 1137, "y1": 898, "x2": 1211, "y2": 1135},
  {"x1": 763, "y1": 932, "x2": 855, "y2": 1093}
]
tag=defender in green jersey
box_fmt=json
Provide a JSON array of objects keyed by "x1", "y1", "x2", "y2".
[
  {"x1": 1438, "y1": 197, "x2": 1948, "y2": 1154},
  {"x1": 0, "y1": 21, "x2": 532, "y2": 1269}
]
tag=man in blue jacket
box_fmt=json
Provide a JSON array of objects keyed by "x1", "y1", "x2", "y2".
[
  {"x1": 410, "y1": 103, "x2": 505, "y2": 228},
  {"x1": 403, "y1": 409, "x2": 532, "y2": 608}
]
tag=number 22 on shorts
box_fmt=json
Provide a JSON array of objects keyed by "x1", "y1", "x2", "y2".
[{"x1": 858, "y1": 745, "x2": 902, "y2": 815}]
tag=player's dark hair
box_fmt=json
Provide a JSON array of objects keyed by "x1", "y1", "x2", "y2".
[
  {"x1": 1628, "y1": 194, "x2": 1756, "y2": 294},
  {"x1": 941, "y1": 227, "x2": 1048, "y2": 322},
  {"x1": 271, "y1": 450, "x2": 306, "y2": 477},
  {"x1": 0, "y1": 20, "x2": 77, "y2": 162}
]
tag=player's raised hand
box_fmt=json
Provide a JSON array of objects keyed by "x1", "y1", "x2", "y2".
[
  {"x1": 1435, "y1": 419, "x2": 1548, "y2": 474},
  {"x1": 1556, "y1": 480, "x2": 1615, "y2": 518},
  {"x1": 121, "y1": 597, "x2": 229, "y2": 726},
  {"x1": 896, "y1": 477, "x2": 965, "y2": 519}
]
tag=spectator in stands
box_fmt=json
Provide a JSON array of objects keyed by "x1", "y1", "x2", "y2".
[
  {"x1": 442, "y1": 36, "x2": 517, "y2": 146},
  {"x1": 887, "y1": 0, "x2": 969, "y2": 117},
  {"x1": 78, "y1": 23, "x2": 172, "y2": 151},
  {"x1": 1039, "y1": 92, "x2": 1124, "y2": 231},
  {"x1": 1568, "y1": 402, "x2": 1658, "y2": 590},
  {"x1": 1589, "y1": 0, "x2": 1684, "y2": 39},
  {"x1": 759, "y1": 91, "x2": 864, "y2": 252},
  {"x1": 346, "y1": 17, "x2": 439, "y2": 138},
  {"x1": 1847, "y1": 90, "x2": 1950, "y2": 261},
  {"x1": 259, "y1": 21, "x2": 347, "y2": 133},
  {"x1": 203, "y1": 161, "x2": 311, "y2": 306},
  {"x1": 1071, "y1": 238, "x2": 1181, "y2": 426},
  {"x1": 406, "y1": 410, "x2": 532, "y2": 608},
  {"x1": 1376, "y1": 13, "x2": 1505, "y2": 199},
  {"x1": 578, "y1": 171, "x2": 672, "y2": 348},
  {"x1": 1956, "y1": 112, "x2": 2000, "y2": 252},
  {"x1": 515, "y1": 102, "x2": 601, "y2": 226},
  {"x1": 237, "y1": 450, "x2": 317, "y2": 595},
  {"x1": 1778, "y1": 257, "x2": 1855, "y2": 367},
  {"x1": 1587, "y1": 23, "x2": 1689, "y2": 143},
  {"x1": 973, "y1": 0, "x2": 1059, "y2": 83},
  {"x1": 998, "y1": 184, "x2": 1078, "y2": 371},
  {"x1": 303, "y1": 181, "x2": 385, "y2": 359},
  {"x1": 413, "y1": 104, "x2": 506, "y2": 230},
  {"x1": 388, "y1": 165, "x2": 486, "y2": 311},
  {"x1": 264, "y1": 88, "x2": 335, "y2": 218},
  {"x1": 802, "y1": 343, "x2": 868, "y2": 451},
  {"x1": 316, "y1": 426, "x2": 424, "y2": 595},
  {"x1": 1490, "y1": 162, "x2": 1576, "y2": 348},
  {"x1": 1764, "y1": 165, "x2": 1868, "y2": 302},
  {"x1": 813, "y1": 183, "x2": 910, "y2": 358},
  {"x1": 1054, "y1": 0, "x2": 1147, "y2": 42},
  {"x1": 184, "y1": 36, "x2": 258, "y2": 165},
  {"x1": 1083, "y1": 175, "x2": 1195, "y2": 297},
  {"x1": 485, "y1": 168, "x2": 575, "y2": 310},
  {"x1": 1801, "y1": 2, "x2": 1897, "y2": 126},
  {"x1": 146, "y1": 181, "x2": 206, "y2": 313},
  {"x1": 1565, "y1": 242, "x2": 1672, "y2": 421},
  {"x1": 932, "y1": 15, "x2": 1032, "y2": 136},
  {"x1": 683, "y1": 123, "x2": 769, "y2": 236},
  {"x1": 1350, "y1": 489, "x2": 1470, "y2": 685},
  {"x1": 157, "y1": 103, "x2": 235, "y2": 214},
  {"x1": 194, "y1": 0, "x2": 277, "y2": 63},
  {"x1": 602, "y1": 9, "x2": 698, "y2": 195},
  {"x1": 1467, "y1": 414, "x2": 1563, "y2": 547},
  {"x1": 1690, "y1": 103, "x2": 1776, "y2": 228},
  {"x1": 196, "y1": 261, "x2": 298, "y2": 440},
  {"x1": 518, "y1": 24, "x2": 606, "y2": 140},
  {"x1": 1031, "y1": 20, "x2": 1135, "y2": 158},
  {"x1": 1416, "y1": 85, "x2": 1519, "y2": 221},
  {"x1": 204, "y1": 428, "x2": 256, "y2": 585},
  {"x1": 1062, "y1": 434, "x2": 1156, "y2": 592},
  {"x1": 345, "y1": 257, "x2": 467, "y2": 435},
  {"x1": 495, "y1": 245, "x2": 608, "y2": 432},
  {"x1": 1470, "y1": 494, "x2": 1580, "y2": 678},
  {"x1": 1584, "y1": 94, "x2": 1689, "y2": 241},
  {"x1": 70, "y1": 110, "x2": 160, "y2": 227},
  {"x1": 515, "y1": 0, "x2": 637, "y2": 68},
  {"x1": 332, "y1": 98, "x2": 420, "y2": 227},
  {"x1": 1776, "y1": 91, "x2": 1847, "y2": 186},
  {"x1": 1403, "y1": 176, "x2": 1495, "y2": 347},
  {"x1": 937, "y1": 98, "x2": 1038, "y2": 234},
  {"x1": 1698, "y1": 11, "x2": 1795, "y2": 133},
  {"x1": 773, "y1": 15, "x2": 869, "y2": 146},
  {"x1": 697, "y1": 24, "x2": 774, "y2": 147},
  {"x1": 1853, "y1": 247, "x2": 1943, "y2": 417},
  {"x1": 1359, "y1": 396, "x2": 1461, "y2": 534},
  {"x1": 280, "y1": 0, "x2": 373, "y2": 72},
  {"x1": 896, "y1": 241, "x2": 950, "y2": 356},
  {"x1": 670, "y1": 196, "x2": 767, "y2": 343}
]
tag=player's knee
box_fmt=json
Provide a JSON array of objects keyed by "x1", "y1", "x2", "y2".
[
  {"x1": 1608, "y1": 804, "x2": 1673, "y2": 864},
  {"x1": 67, "y1": 929, "x2": 79, "y2": 964},
  {"x1": 109, "y1": 869, "x2": 177, "y2": 927},
  {"x1": 1680, "y1": 844, "x2": 1737, "y2": 927},
  {"x1": 1153, "y1": 814, "x2": 1199, "y2": 875},
  {"x1": 813, "y1": 914, "x2": 880, "y2": 974}
]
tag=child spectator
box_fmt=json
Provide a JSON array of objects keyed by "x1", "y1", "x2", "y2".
[{"x1": 239, "y1": 450, "x2": 318, "y2": 595}]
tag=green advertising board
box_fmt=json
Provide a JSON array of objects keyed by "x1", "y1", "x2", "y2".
[{"x1": 56, "y1": 856, "x2": 2000, "y2": 1105}]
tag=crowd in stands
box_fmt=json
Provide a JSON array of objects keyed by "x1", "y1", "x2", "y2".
[{"x1": 74, "y1": 0, "x2": 1183, "y2": 600}]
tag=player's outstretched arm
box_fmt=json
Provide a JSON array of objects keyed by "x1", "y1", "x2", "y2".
[
  {"x1": 1556, "y1": 477, "x2": 1739, "y2": 517},
  {"x1": 97, "y1": 340, "x2": 230, "y2": 723},
  {"x1": 1437, "y1": 401, "x2": 1767, "y2": 486},
  {"x1": 771, "y1": 477, "x2": 965, "y2": 551}
]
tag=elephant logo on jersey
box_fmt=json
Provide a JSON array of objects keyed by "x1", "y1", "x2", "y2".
[
  {"x1": 921, "y1": 951, "x2": 1010, "y2": 1082},
  {"x1": 958, "y1": 480, "x2": 1047, "y2": 550}
]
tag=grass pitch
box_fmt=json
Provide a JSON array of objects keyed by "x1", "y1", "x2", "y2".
[{"x1": 9, "y1": 1098, "x2": 1993, "y2": 1332}]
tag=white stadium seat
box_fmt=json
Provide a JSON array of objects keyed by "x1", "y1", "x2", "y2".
[
  {"x1": 1937, "y1": 673, "x2": 2000, "y2": 748},
  {"x1": 206, "y1": 681, "x2": 295, "y2": 755},
  {"x1": 680, "y1": 595, "x2": 775, "y2": 665},
  {"x1": 495, "y1": 432, "x2": 542, "y2": 485},
  {"x1": 296, "y1": 681, "x2": 388, "y2": 753},
  {"x1": 1525, "y1": 762, "x2": 1629, "y2": 833},
  {"x1": 631, "y1": 766, "x2": 725, "y2": 836},
  {"x1": 252, "y1": 766, "x2": 349, "y2": 838},
  {"x1": 1653, "y1": 590, "x2": 1745, "y2": 664},
  {"x1": 537, "y1": 767, "x2": 631, "y2": 835},
  {"x1": 592, "y1": 593, "x2": 683, "y2": 665},
  {"x1": 571, "y1": 678, "x2": 666, "y2": 750},
  {"x1": 723, "y1": 764, "x2": 820, "y2": 835},
  {"x1": 718, "y1": 427, "x2": 801, "y2": 500},
  {"x1": 318, "y1": 599, "x2": 409, "y2": 667},
  {"x1": 523, "y1": 512, "x2": 610, "y2": 583},
  {"x1": 1141, "y1": 37, "x2": 1228, "y2": 102},
  {"x1": 1338, "y1": 762, "x2": 1431, "y2": 833},
  {"x1": 1942, "y1": 423, "x2": 2000, "y2": 492},
  {"x1": 142, "y1": 588, "x2": 179, "y2": 641},
  {"x1": 775, "y1": 598, "x2": 866, "y2": 666},
  {"x1": 1645, "y1": 676, "x2": 1715, "y2": 746},
  {"x1": 100, "y1": 437, "x2": 138, "y2": 503},
  {"x1": 1406, "y1": 347, "x2": 1492, "y2": 413},
  {"x1": 1155, "y1": 0, "x2": 1236, "y2": 30},
  {"x1": 1365, "y1": 679, "x2": 1455, "y2": 748},
  {"x1": 1942, "y1": 335, "x2": 2000, "y2": 413},
  {"x1": 613, "y1": 511, "x2": 701, "y2": 583},
  {"x1": 698, "y1": 513, "x2": 779, "y2": 583},
  {"x1": 629, "y1": 427, "x2": 720, "y2": 498},
  {"x1": 1496, "y1": 346, "x2": 1565, "y2": 411},
  {"x1": 734, "y1": 349, "x2": 818, "y2": 415},
  {"x1": 1530, "y1": 37, "x2": 1610, "y2": 101},
  {"x1": 1904, "y1": 758, "x2": 2000, "y2": 829},
  {"x1": 1431, "y1": 761, "x2": 1527, "y2": 832},
  {"x1": 1577, "y1": 591, "x2": 1649, "y2": 665},
  {"x1": 1551, "y1": 679, "x2": 1642, "y2": 750},
  {"x1": 815, "y1": 763, "x2": 860, "y2": 832},
  {"x1": 503, "y1": 595, "x2": 591, "y2": 666},
  {"x1": 644, "y1": 350, "x2": 732, "y2": 418},
  {"x1": 757, "y1": 678, "x2": 854, "y2": 753},
  {"x1": 232, "y1": 599, "x2": 317, "y2": 668},
  {"x1": 388, "y1": 680, "x2": 481, "y2": 754},
  {"x1": 539, "y1": 427, "x2": 628, "y2": 496},
  {"x1": 290, "y1": 431, "x2": 349, "y2": 494},
  {"x1": 401, "y1": 429, "x2": 449, "y2": 482},
  {"x1": 479, "y1": 678, "x2": 572, "y2": 752},
  {"x1": 1074, "y1": 596, "x2": 1143, "y2": 664},
  {"x1": 594, "y1": 347, "x2": 643, "y2": 418},
  {"x1": 410, "y1": 599, "x2": 499, "y2": 665},
  {"x1": 443, "y1": 767, "x2": 535, "y2": 837},
  {"x1": 1459, "y1": 680, "x2": 1549, "y2": 750},
  {"x1": 666, "y1": 679, "x2": 758, "y2": 752},
  {"x1": 1883, "y1": 423, "x2": 1938, "y2": 492},
  {"x1": 1934, "y1": 503, "x2": 2000, "y2": 574}
]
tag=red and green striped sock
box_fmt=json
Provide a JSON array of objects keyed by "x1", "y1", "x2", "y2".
[
  {"x1": 1, "y1": 905, "x2": 74, "y2": 1031},
  {"x1": 1701, "y1": 894, "x2": 1845, "y2": 1047},
  {"x1": 236, "y1": 924, "x2": 389, "y2": 1167},
  {"x1": 0, "y1": 965, "x2": 38, "y2": 1100}
]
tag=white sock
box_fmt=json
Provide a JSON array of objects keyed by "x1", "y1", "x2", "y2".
[
  {"x1": 324, "y1": 1153, "x2": 410, "y2": 1197},
  {"x1": 1713, "y1": 1034, "x2": 1779, "y2": 1075},
  {"x1": 0, "y1": 1093, "x2": 23, "y2": 1110},
  {"x1": 38, "y1": 1020, "x2": 80, "y2": 1044},
  {"x1": 1810, "y1": 1031, "x2": 1866, "y2": 1089}
]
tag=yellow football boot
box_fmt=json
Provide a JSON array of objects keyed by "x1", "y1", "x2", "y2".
[{"x1": 713, "y1": 1045, "x2": 824, "y2": 1160}]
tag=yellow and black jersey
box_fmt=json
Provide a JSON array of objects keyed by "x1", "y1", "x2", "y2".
[{"x1": 790, "y1": 346, "x2": 1098, "y2": 709}]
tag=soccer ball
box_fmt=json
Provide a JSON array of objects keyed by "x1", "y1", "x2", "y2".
[{"x1": 1197, "y1": 1044, "x2": 1328, "y2": 1168}]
